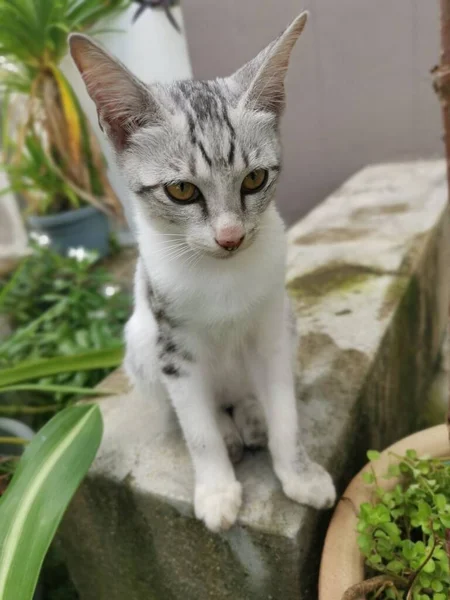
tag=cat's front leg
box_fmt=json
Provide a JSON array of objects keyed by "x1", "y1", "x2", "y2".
[
  {"x1": 252, "y1": 295, "x2": 336, "y2": 510},
  {"x1": 160, "y1": 351, "x2": 242, "y2": 532}
]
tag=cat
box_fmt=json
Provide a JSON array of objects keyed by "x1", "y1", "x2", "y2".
[{"x1": 69, "y1": 10, "x2": 336, "y2": 532}]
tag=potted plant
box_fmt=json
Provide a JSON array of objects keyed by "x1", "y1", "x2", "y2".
[
  {"x1": 319, "y1": 424, "x2": 450, "y2": 600},
  {"x1": 0, "y1": 0, "x2": 129, "y2": 257}
]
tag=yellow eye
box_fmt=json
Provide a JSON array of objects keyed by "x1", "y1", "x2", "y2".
[
  {"x1": 165, "y1": 182, "x2": 199, "y2": 202},
  {"x1": 241, "y1": 169, "x2": 268, "y2": 194}
]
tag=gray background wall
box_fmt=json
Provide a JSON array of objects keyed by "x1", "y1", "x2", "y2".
[{"x1": 183, "y1": 1, "x2": 442, "y2": 225}]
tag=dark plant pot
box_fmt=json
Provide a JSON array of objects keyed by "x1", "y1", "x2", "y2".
[
  {"x1": 0, "y1": 418, "x2": 43, "y2": 600},
  {"x1": 28, "y1": 206, "x2": 110, "y2": 258},
  {"x1": 0, "y1": 417, "x2": 34, "y2": 456}
]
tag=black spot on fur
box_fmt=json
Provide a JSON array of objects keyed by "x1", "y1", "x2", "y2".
[
  {"x1": 165, "y1": 340, "x2": 178, "y2": 353},
  {"x1": 186, "y1": 112, "x2": 197, "y2": 146},
  {"x1": 241, "y1": 149, "x2": 249, "y2": 169},
  {"x1": 227, "y1": 139, "x2": 235, "y2": 166},
  {"x1": 221, "y1": 101, "x2": 236, "y2": 139},
  {"x1": 162, "y1": 364, "x2": 181, "y2": 377},
  {"x1": 198, "y1": 141, "x2": 212, "y2": 167},
  {"x1": 198, "y1": 197, "x2": 209, "y2": 220},
  {"x1": 189, "y1": 154, "x2": 197, "y2": 177}
]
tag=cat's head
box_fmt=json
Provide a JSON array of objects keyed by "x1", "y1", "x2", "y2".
[{"x1": 69, "y1": 12, "x2": 308, "y2": 259}]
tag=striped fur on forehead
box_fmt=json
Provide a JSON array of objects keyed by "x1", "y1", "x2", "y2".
[{"x1": 169, "y1": 79, "x2": 239, "y2": 170}]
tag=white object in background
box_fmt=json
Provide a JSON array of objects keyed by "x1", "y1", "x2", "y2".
[
  {"x1": 0, "y1": 173, "x2": 29, "y2": 276},
  {"x1": 61, "y1": 4, "x2": 193, "y2": 240}
]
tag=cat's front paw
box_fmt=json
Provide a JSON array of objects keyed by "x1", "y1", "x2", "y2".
[
  {"x1": 194, "y1": 480, "x2": 242, "y2": 532},
  {"x1": 278, "y1": 462, "x2": 336, "y2": 510}
]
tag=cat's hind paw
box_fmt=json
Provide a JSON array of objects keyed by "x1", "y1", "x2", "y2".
[{"x1": 195, "y1": 481, "x2": 242, "y2": 532}]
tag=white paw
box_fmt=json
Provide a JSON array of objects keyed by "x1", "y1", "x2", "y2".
[
  {"x1": 279, "y1": 463, "x2": 336, "y2": 510},
  {"x1": 195, "y1": 481, "x2": 242, "y2": 532},
  {"x1": 233, "y1": 395, "x2": 268, "y2": 449}
]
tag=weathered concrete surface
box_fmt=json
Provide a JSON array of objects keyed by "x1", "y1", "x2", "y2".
[{"x1": 60, "y1": 160, "x2": 450, "y2": 600}]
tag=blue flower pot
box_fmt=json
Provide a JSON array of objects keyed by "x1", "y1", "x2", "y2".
[{"x1": 28, "y1": 206, "x2": 110, "y2": 258}]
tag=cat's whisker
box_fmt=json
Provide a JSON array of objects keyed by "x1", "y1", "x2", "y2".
[
  {"x1": 159, "y1": 247, "x2": 191, "y2": 262},
  {"x1": 164, "y1": 247, "x2": 195, "y2": 265},
  {"x1": 151, "y1": 245, "x2": 188, "y2": 258}
]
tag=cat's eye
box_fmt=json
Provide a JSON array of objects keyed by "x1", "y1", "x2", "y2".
[
  {"x1": 165, "y1": 182, "x2": 200, "y2": 203},
  {"x1": 241, "y1": 169, "x2": 268, "y2": 194}
]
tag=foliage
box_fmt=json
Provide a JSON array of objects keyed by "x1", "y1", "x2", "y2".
[
  {"x1": 357, "y1": 450, "x2": 450, "y2": 600},
  {"x1": 0, "y1": 241, "x2": 130, "y2": 419},
  {"x1": 0, "y1": 403, "x2": 103, "y2": 600},
  {"x1": 0, "y1": 0, "x2": 129, "y2": 216}
]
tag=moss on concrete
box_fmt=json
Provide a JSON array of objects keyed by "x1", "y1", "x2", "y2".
[
  {"x1": 378, "y1": 276, "x2": 409, "y2": 320},
  {"x1": 352, "y1": 203, "x2": 409, "y2": 220},
  {"x1": 287, "y1": 263, "x2": 382, "y2": 301},
  {"x1": 294, "y1": 227, "x2": 371, "y2": 245}
]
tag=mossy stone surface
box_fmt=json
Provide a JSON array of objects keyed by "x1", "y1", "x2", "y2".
[{"x1": 60, "y1": 160, "x2": 449, "y2": 600}]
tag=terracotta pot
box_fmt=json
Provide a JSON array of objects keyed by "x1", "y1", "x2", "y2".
[{"x1": 318, "y1": 424, "x2": 449, "y2": 600}]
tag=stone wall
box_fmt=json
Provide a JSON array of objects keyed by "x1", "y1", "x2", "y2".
[{"x1": 60, "y1": 160, "x2": 450, "y2": 600}]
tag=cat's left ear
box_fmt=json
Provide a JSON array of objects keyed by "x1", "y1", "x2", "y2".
[
  {"x1": 230, "y1": 11, "x2": 308, "y2": 116},
  {"x1": 69, "y1": 33, "x2": 161, "y2": 151}
]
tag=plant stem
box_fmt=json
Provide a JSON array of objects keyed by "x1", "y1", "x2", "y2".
[
  {"x1": 342, "y1": 575, "x2": 407, "y2": 600},
  {"x1": 405, "y1": 533, "x2": 437, "y2": 600},
  {"x1": 0, "y1": 405, "x2": 60, "y2": 415},
  {"x1": 0, "y1": 437, "x2": 29, "y2": 446}
]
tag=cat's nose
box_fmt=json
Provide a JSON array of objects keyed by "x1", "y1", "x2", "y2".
[{"x1": 214, "y1": 225, "x2": 245, "y2": 251}]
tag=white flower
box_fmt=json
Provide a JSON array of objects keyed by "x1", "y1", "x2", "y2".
[
  {"x1": 103, "y1": 284, "x2": 120, "y2": 298},
  {"x1": 67, "y1": 247, "x2": 97, "y2": 263},
  {"x1": 68, "y1": 247, "x2": 88, "y2": 261},
  {"x1": 30, "y1": 231, "x2": 50, "y2": 247}
]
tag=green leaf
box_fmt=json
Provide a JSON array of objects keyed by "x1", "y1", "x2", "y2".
[
  {"x1": 432, "y1": 580, "x2": 444, "y2": 592},
  {"x1": 367, "y1": 450, "x2": 381, "y2": 461},
  {"x1": 0, "y1": 345, "x2": 124, "y2": 387},
  {"x1": 406, "y1": 449, "x2": 417, "y2": 460},
  {"x1": 0, "y1": 404, "x2": 103, "y2": 600},
  {"x1": 357, "y1": 533, "x2": 372, "y2": 554},
  {"x1": 386, "y1": 560, "x2": 404, "y2": 574},
  {"x1": 418, "y1": 572, "x2": 431, "y2": 588},
  {"x1": 433, "y1": 594, "x2": 446, "y2": 600},
  {"x1": 0, "y1": 383, "x2": 115, "y2": 396},
  {"x1": 435, "y1": 494, "x2": 447, "y2": 511},
  {"x1": 362, "y1": 472, "x2": 375, "y2": 484},
  {"x1": 423, "y1": 559, "x2": 436, "y2": 574},
  {"x1": 402, "y1": 540, "x2": 416, "y2": 560}
]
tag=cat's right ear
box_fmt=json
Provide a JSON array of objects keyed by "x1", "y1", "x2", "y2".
[{"x1": 69, "y1": 34, "x2": 160, "y2": 151}]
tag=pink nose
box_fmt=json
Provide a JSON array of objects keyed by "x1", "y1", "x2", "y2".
[{"x1": 215, "y1": 225, "x2": 245, "y2": 251}]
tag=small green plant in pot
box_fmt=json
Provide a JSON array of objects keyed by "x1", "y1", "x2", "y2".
[
  {"x1": 0, "y1": 0, "x2": 130, "y2": 256},
  {"x1": 349, "y1": 451, "x2": 450, "y2": 600}
]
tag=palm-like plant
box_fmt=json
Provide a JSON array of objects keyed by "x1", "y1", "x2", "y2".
[{"x1": 0, "y1": 0, "x2": 130, "y2": 217}]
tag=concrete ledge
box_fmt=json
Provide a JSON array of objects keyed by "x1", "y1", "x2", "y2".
[{"x1": 60, "y1": 160, "x2": 449, "y2": 600}]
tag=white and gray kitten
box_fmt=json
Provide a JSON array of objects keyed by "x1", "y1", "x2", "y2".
[{"x1": 69, "y1": 11, "x2": 336, "y2": 532}]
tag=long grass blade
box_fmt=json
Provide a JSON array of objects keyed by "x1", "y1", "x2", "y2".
[{"x1": 0, "y1": 346, "x2": 124, "y2": 387}]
